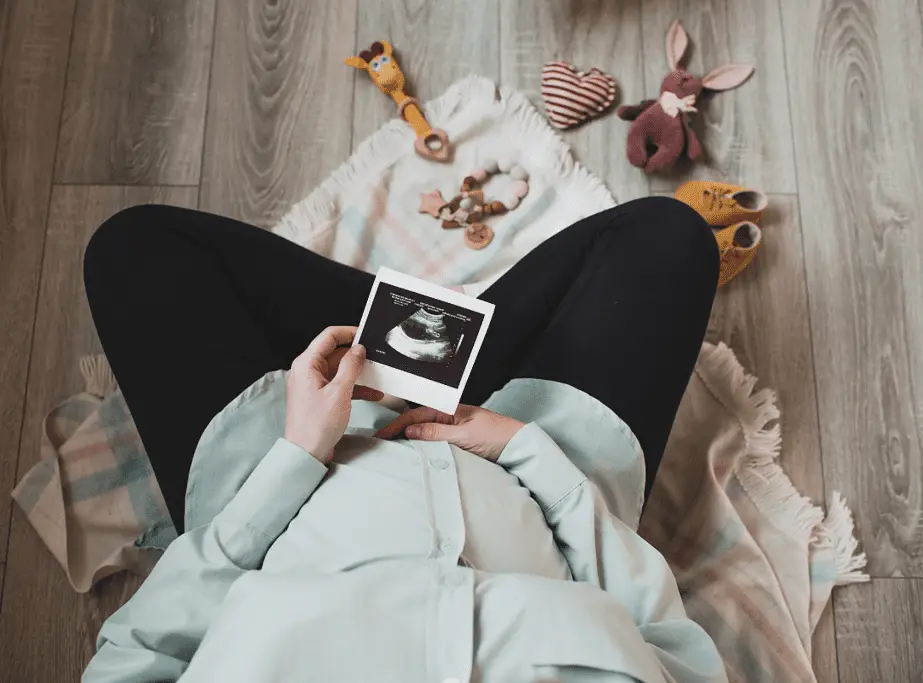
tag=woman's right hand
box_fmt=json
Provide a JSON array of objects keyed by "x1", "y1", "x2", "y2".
[{"x1": 284, "y1": 326, "x2": 383, "y2": 463}]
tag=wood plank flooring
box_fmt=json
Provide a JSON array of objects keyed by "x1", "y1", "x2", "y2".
[
  {"x1": 0, "y1": 0, "x2": 920, "y2": 680},
  {"x1": 780, "y1": 0, "x2": 923, "y2": 579},
  {"x1": 198, "y1": 0, "x2": 357, "y2": 227},
  {"x1": 0, "y1": 185, "x2": 197, "y2": 682},
  {"x1": 0, "y1": 0, "x2": 77, "y2": 570},
  {"x1": 354, "y1": 0, "x2": 500, "y2": 145},
  {"x1": 54, "y1": 0, "x2": 215, "y2": 185},
  {"x1": 835, "y1": 579, "x2": 923, "y2": 682}
]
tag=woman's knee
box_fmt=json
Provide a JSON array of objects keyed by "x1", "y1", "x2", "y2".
[
  {"x1": 603, "y1": 196, "x2": 718, "y2": 281},
  {"x1": 84, "y1": 204, "x2": 169, "y2": 287}
]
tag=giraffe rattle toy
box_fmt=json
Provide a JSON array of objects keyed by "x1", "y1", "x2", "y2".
[{"x1": 346, "y1": 41, "x2": 452, "y2": 162}]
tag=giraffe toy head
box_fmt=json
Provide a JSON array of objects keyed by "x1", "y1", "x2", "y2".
[
  {"x1": 345, "y1": 41, "x2": 405, "y2": 94},
  {"x1": 345, "y1": 40, "x2": 452, "y2": 162}
]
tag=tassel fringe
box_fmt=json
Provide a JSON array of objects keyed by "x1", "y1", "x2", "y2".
[
  {"x1": 815, "y1": 491, "x2": 870, "y2": 585},
  {"x1": 79, "y1": 354, "x2": 117, "y2": 398},
  {"x1": 694, "y1": 343, "x2": 867, "y2": 574}
]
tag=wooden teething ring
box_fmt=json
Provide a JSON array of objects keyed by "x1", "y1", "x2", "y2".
[
  {"x1": 414, "y1": 129, "x2": 451, "y2": 162},
  {"x1": 464, "y1": 224, "x2": 494, "y2": 250}
]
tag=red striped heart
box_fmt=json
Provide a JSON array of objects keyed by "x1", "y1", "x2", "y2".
[{"x1": 541, "y1": 61, "x2": 618, "y2": 130}]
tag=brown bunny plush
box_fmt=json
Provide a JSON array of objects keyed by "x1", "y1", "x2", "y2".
[{"x1": 617, "y1": 21, "x2": 754, "y2": 174}]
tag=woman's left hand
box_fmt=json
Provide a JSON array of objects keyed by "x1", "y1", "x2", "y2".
[{"x1": 375, "y1": 404, "x2": 524, "y2": 461}]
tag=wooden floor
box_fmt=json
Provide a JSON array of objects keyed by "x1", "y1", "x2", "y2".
[{"x1": 1, "y1": 0, "x2": 921, "y2": 680}]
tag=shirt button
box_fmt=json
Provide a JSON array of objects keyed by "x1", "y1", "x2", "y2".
[
  {"x1": 430, "y1": 457, "x2": 450, "y2": 470},
  {"x1": 439, "y1": 539, "x2": 454, "y2": 554}
]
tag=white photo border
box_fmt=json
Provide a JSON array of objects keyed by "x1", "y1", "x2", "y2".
[{"x1": 352, "y1": 267, "x2": 495, "y2": 414}]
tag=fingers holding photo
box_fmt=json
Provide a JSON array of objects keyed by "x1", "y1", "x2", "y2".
[
  {"x1": 308, "y1": 325, "x2": 359, "y2": 355},
  {"x1": 305, "y1": 326, "x2": 359, "y2": 373},
  {"x1": 352, "y1": 385, "x2": 385, "y2": 402},
  {"x1": 333, "y1": 345, "x2": 384, "y2": 402},
  {"x1": 285, "y1": 333, "x2": 385, "y2": 461},
  {"x1": 292, "y1": 327, "x2": 383, "y2": 402}
]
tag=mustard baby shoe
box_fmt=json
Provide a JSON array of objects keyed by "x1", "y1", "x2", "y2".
[
  {"x1": 715, "y1": 221, "x2": 762, "y2": 286},
  {"x1": 675, "y1": 181, "x2": 768, "y2": 226}
]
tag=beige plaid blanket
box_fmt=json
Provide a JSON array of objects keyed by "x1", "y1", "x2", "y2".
[{"x1": 12, "y1": 77, "x2": 867, "y2": 682}]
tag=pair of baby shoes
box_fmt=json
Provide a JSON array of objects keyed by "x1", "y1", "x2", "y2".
[{"x1": 674, "y1": 181, "x2": 768, "y2": 286}]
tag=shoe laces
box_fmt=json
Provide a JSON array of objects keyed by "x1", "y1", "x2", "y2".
[
  {"x1": 719, "y1": 245, "x2": 737, "y2": 260},
  {"x1": 720, "y1": 235, "x2": 753, "y2": 259},
  {"x1": 703, "y1": 187, "x2": 731, "y2": 211}
]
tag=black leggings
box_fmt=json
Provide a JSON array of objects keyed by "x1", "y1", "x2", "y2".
[{"x1": 84, "y1": 197, "x2": 717, "y2": 531}]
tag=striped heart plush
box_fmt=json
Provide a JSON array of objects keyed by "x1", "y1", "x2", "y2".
[{"x1": 541, "y1": 61, "x2": 618, "y2": 130}]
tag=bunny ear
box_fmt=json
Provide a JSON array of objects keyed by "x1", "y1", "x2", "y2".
[
  {"x1": 666, "y1": 20, "x2": 689, "y2": 69},
  {"x1": 702, "y1": 64, "x2": 755, "y2": 91}
]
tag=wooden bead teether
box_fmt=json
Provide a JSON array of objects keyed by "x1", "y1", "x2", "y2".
[{"x1": 418, "y1": 158, "x2": 530, "y2": 250}]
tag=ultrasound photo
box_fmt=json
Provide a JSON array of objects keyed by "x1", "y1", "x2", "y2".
[{"x1": 357, "y1": 282, "x2": 485, "y2": 388}]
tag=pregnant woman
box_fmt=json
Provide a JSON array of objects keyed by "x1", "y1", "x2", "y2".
[{"x1": 81, "y1": 196, "x2": 726, "y2": 683}]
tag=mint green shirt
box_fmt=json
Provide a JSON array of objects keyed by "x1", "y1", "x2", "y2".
[{"x1": 82, "y1": 372, "x2": 726, "y2": 683}]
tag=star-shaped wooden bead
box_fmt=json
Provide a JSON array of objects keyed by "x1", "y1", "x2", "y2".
[{"x1": 418, "y1": 189, "x2": 447, "y2": 217}]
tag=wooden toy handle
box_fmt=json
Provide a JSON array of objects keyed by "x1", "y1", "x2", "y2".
[
  {"x1": 396, "y1": 97, "x2": 430, "y2": 137},
  {"x1": 394, "y1": 95, "x2": 451, "y2": 162}
]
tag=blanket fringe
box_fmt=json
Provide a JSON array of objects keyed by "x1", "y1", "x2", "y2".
[
  {"x1": 697, "y1": 343, "x2": 869, "y2": 582},
  {"x1": 696, "y1": 343, "x2": 825, "y2": 541},
  {"x1": 815, "y1": 491, "x2": 870, "y2": 585},
  {"x1": 272, "y1": 75, "x2": 615, "y2": 250},
  {"x1": 79, "y1": 354, "x2": 117, "y2": 398},
  {"x1": 273, "y1": 100, "x2": 414, "y2": 246}
]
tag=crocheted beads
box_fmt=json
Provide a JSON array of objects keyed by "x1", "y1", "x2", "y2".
[
  {"x1": 509, "y1": 165, "x2": 529, "y2": 181},
  {"x1": 464, "y1": 223, "x2": 494, "y2": 250},
  {"x1": 419, "y1": 160, "x2": 529, "y2": 251},
  {"x1": 511, "y1": 180, "x2": 529, "y2": 198},
  {"x1": 482, "y1": 158, "x2": 499, "y2": 174}
]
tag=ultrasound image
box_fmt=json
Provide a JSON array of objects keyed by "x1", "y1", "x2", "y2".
[
  {"x1": 385, "y1": 308, "x2": 458, "y2": 363},
  {"x1": 357, "y1": 283, "x2": 484, "y2": 388}
]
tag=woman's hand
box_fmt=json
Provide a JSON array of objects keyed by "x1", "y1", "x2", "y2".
[
  {"x1": 285, "y1": 326, "x2": 383, "y2": 463},
  {"x1": 375, "y1": 404, "x2": 524, "y2": 461}
]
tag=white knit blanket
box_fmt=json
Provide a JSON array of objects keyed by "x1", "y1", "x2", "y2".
[{"x1": 273, "y1": 75, "x2": 615, "y2": 296}]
